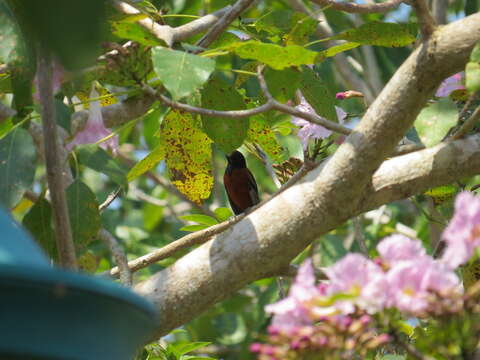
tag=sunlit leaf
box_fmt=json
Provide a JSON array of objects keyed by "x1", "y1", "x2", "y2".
[
  {"x1": 414, "y1": 98, "x2": 458, "y2": 147},
  {"x1": 66, "y1": 180, "x2": 101, "y2": 246},
  {"x1": 0, "y1": 127, "x2": 36, "y2": 208},
  {"x1": 201, "y1": 77, "x2": 249, "y2": 153},
  {"x1": 230, "y1": 41, "x2": 318, "y2": 70},
  {"x1": 128, "y1": 145, "x2": 166, "y2": 182},
  {"x1": 247, "y1": 115, "x2": 284, "y2": 163},
  {"x1": 180, "y1": 214, "x2": 218, "y2": 226},
  {"x1": 284, "y1": 13, "x2": 318, "y2": 45},
  {"x1": 151, "y1": 47, "x2": 215, "y2": 100},
  {"x1": 319, "y1": 42, "x2": 361, "y2": 59},
  {"x1": 180, "y1": 224, "x2": 209, "y2": 232},
  {"x1": 78, "y1": 250, "x2": 98, "y2": 273},
  {"x1": 214, "y1": 207, "x2": 233, "y2": 222},
  {"x1": 161, "y1": 110, "x2": 213, "y2": 203},
  {"x1": 111, "y1": 21, "x2": 163, "y2": 46},
  {"x1": 332, "y1": 22, "x2": 417, "y2": 47},
  {"x1": 466, "y1": 42, "x2": 480, "y2": 94}
]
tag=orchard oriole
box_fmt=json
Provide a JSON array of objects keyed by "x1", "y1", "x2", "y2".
[{"x1": 224, "y1": 150, "x2": 260, "y2": 215}]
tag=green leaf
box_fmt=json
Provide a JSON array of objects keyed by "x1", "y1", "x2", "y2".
[
  {"x1": 470, "y1": 40, "x2": 480, "y2": 63},
  {"x1": 22, "y1": 197, "x2": 55, "y2": 258},
  {"x1": 332, "y1": 22, "x2": 417, "y2": 47},
  {"x1": 214, "y1": 207, "x2": 233, "y2": 222},
  {"x1": 127, "y1": 143, "x2": 166, "y2": 182},
  {"x1": 175, "y1": 342, "x2": 211, "y2": 356},
  {"x1": 161, "y1": 110, "x2": 213, "y2": 203},
  {"x1": 319, "y1": 42, "x2": 361, "y2": 59},
  {"x1": 284, "y1": 13, "x2": 318, "y2": 46},
  {"x1": 76, "y1": 144, "x2": 128, "y2": 187},
  {"x1": 247, "y1": 115, "x2": 284, "y2": 163},
  {"x1": 319, "y1": 234, "x2": 348, "y2": 266},
  {"x1": 151, "y1": 47, "x2": 215, "y2": 100},
  {"x1": 414, "y1": 98, "x2": 458, "y2": 147},
  {"x1": 466, "y1": 62, "x2": 480, "y2": 94},
  {"x1": 66, "y1": 180, "x2": 101, "y2": 246},
  {"x1": 299, "y1": 66, "x2": 337, "y2": 122},
  {"x1": 55, "y1": 98, "x2": 72, "y2": 132},
  {"x1": 0, "y1": 128, "x2": 36, "y2": 208},
  {"x1": 264, "y1": 67, "x2": 301, "y2": 103},
  {"x1": 230, "y1": 41, "x2": 318, "y2": 70},
  {"x1": 201, "y1": 77, "x2": 249, "y2": 153},
  {"x1": 180, "y1": 224, "x2": 209, "y2": 232},
  {"x1": 254, "y1": 10, "x2": 294, "y2": 35},
  {"x1": 111, "y1": 21, "x2": 163, "y2": 46},
  {"x1": 179, "y1": 214, "x2": 218, "y2": 226}
]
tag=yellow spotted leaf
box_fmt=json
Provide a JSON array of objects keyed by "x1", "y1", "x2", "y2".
[
  {"x1": 247, "y1": 115, "x2": 284, "y2": 163},
  {"x1": 161, "y1": 110, "x2": 213, "y2": 203}
]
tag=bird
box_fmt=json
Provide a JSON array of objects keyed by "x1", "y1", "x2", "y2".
[{"x1": 223, "y1": 150, "x2": 260, "y2": 215}]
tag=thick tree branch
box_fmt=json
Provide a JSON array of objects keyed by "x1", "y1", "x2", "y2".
[
  {"x1": 411, "y1": 0, "x2": 437, "y2": 38},
  {"x1": 113, "y1": 1, "x2": 232, "y2": 47},
  {"x1": 133, "y1": 13, "x2": 480, "y2": 336},
  {"x1": 37, "y1": 48, "x2": 77, "y2": 269},
  {"x1": 310, "y1": 0, "x2": 405, "y2": 14}
]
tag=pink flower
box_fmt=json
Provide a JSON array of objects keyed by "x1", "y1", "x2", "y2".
[
  {"x1": 67, "y1": 87, "x2": 118, "y2": 153},
  {"x1": 377, "y1": 234, "x2": 426, "y2": 267},
  {"x1": 292, "y1": 97, "x2": 347, "y2": 149},
  {"x1": 387, "y1": 258, "x2": 460, "y2": 315},
  {"x1": 441, "y1": 192, "x2": 480, "y2": 269},
  {"x1": 436, "y1": 72, "x2": 465, "y2": 97},
  {"x1": 265, "y1": 259, "x2": 321, "y2": 334},
  {"x1": 324, "y1": 254, "x2": 387, "y2": 314}
]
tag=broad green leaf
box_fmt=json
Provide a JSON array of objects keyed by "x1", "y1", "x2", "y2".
[
  {"x1": 470, "y1": 40, "x2": 480, "y2": 63},
  {"x1": 254, "y1": 10, "x2": 294, "y2": 35},
  {"x1": 214, "y1": 207, "x2": 233, "y2": 222},
  {"x1": 234, "y1": 61, "x2": 259, "y2": 87},
  {"x1": 175, "y1": 342, "x2": 211, "y2": 356},
  {"x1": 201, "y1": 77, "x2": 249, "y2": 153},
  {"x1": 143, "y1": 187, "x2": 165, "y2": 231},
  {"x1": 151, "y1": 47, "x2": 215, "y2": 100},
  {"x1": 425, "y1": 184, "x2": 457, "y2": 205},
  {"x1": 333, "y1": 22, "x2": 417, "y2": 47},
  {"x1": 284, "y1": 13, "x2": 318, "y2": 46},
  {"x1": 55, "y1": 99, "x2": 72, "y2": 132},
  {"x1": 111, "y1": 21, "x2": 163, "y2": 46},
  {"x1": 414, "y1": 98, "x2": 458, "y2": 147},
  {"x1": 128, "y1": 143, "x2": 166, "y2": 182},
  {"x1": 299, "y1": 66, "x2": 337, "y2": 122},
  {"x1": 22, "y1": 198, "x2": 55, "y2": 258},
  {"x1": 319, "y1": 234, "x2": 348, "y2": 266},
  {"x1": 76, "y1": 144, "x2": 128, "y2": 187},
  {"x1": 319, "y1": 42, "x2": 361, "y2": 59},
  {"x1": 230, "y1": 41, "x2": 318, "y2": 70},
  {"x1": 161, "y1": 110, "x2": 213, "y2": 203},
  {"x1": 180, "y1": 214, "x2": 218, "y2": 226},
  {"x1": 66, "y1": 180, "x2": 101, "y2": 246},
  {"x1": 180, "y1": 224, "x2": 209, "y2": 232},
  {"x1": 0, "y1": 128, "x2": 36, "y2": 208},
  {"x1": 466, "y1": 42, "x2": 480, "y2": 93},
  {"x1": 247, "y1": 115, "x2": 284, "y2": 163},
  {"x1": 264, "y1": 67, "x2": 301, "y2": 103}
]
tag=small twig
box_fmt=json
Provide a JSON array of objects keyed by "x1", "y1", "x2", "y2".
[
  {"x1": 130, "y1": 187, "x2": 168, "y2": 207},
  {"x1": 37, "y1": 46, "x2": 77, "y2": 270},
  {"x1": 98, "y1": 188, "x2": 121, "y2": 212},
  {"x1": 106, "y1": 214, "x2": 245, "y2": 277},
  {"x1": 310, "y1": 0, "x2": 405, "y2": 13},
  {"x1": 98, "y1": 229, "x2": 132, "y2": 286},
  {"x1": 391, "y1": 143, "x2": 425, "y2": 156},
  {"x1": 411, "y1": 0, "x2": 437, "y2": 38},
  {"x1": 196, "y1": 0, "x2": 256, "y2": 49},
  {"x1": 451, "y1": 106, "x2": 480, "y2": 140}
]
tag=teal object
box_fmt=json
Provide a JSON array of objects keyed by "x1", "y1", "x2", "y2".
[{"x1": 0, "y1": 208, "x2": 159, "y2": 360}]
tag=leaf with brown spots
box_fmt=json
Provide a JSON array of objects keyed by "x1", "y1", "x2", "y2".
[
  {"x1": 161, "y1": 110, "x2": 213, "y2": 204},
  {"x1": 247, "y1": 115, "x2": 285, "y2": 163}
]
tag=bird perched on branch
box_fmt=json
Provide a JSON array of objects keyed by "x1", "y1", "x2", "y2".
[{"x1": 223, "y1": 150, "x2": 260, "y2": 215}]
